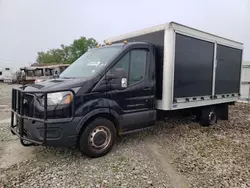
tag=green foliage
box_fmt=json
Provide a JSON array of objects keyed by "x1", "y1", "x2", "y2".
[{"x1": 36, "y1": 37, "x2": 98, "y2": 64}]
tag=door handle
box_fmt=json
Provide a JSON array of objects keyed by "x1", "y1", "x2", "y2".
[{"x1": 142, "y1": 87, "x2": 151, "y2": 91}]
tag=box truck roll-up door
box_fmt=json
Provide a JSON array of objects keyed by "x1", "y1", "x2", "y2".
[
  {"x1": 174, "y1": 33, "x2": 214, "y2": 98},
  {"x1": 215, "y1": 45, "x2": 242, "y2": 95}
]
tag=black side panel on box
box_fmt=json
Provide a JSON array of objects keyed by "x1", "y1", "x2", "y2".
[
  {"x1": 112, "y1": 30, "x2": 164, "y2": 99},
  {"x1": 215, "y1": 45, "x2": 242, "y2": 95},
  {"x1": 174, "y1": 34, "x2": 214, "y2": 98}
]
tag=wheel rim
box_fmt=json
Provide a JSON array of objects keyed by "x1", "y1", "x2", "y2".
[
  {"x1": 88, "y1": 126, "x2": 111, "y2": 151},
  {"x1": 209, "y1": 111, "x2": 216, "y2": 124}
]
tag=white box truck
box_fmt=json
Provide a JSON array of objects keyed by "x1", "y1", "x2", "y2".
[{"x1": 11, "y1": 22, "x2": 243, "y2": 157}]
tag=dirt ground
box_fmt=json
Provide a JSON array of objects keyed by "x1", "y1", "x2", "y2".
[{"x1": 0, "y1": 83, "x2": 250, "y2": 188}]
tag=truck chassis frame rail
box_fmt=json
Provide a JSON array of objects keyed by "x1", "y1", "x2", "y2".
[{"x1": 10, "y1": 86, "x2": 76, "y2": 146}]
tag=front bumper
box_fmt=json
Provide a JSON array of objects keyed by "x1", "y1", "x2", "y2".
[
  {"x1": 12, "y1": 117, "x2": 82, "y2": 147},
  {"x1": 10, "y1": 86, "x2": 78, "y2": 147}
]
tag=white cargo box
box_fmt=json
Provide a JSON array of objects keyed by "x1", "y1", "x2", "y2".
[{"x1": 105, "y1": 22, "x2": 243, "y2": 110}]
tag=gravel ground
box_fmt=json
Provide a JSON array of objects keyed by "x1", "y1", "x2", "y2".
[
  {"x1": 154, "y1": 104, "x2": 250, "y2": 187},
  {"x1": 0, "y1": 83, "x2": 250, "y2": 188}
]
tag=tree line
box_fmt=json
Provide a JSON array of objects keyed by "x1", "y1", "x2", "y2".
[{"x1": 36, "y1": 37, "x2": 98, "y2": 64}]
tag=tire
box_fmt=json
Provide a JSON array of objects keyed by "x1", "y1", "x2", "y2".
[
  {"x1": 200, "y1": 107, "x2": 217, "y2": 126},
  {"x1": 79, "y1": 118, "x2": 117, "y2": 158},
  {"x1": 195, "y1": 111, "x2": 201, "y2": 122}
]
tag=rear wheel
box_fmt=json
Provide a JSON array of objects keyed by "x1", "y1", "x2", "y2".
[
  {"x1": 200, "y1": 107, "x2": 217, "y2": 126},
  {"x1": 79, "y1": 118, "x2": 116, "y2": 158}
]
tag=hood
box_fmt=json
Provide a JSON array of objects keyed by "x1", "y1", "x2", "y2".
[
  {"x1": 24, "y1": 78, "x2": 89, "y2": 92},
  {"x1": 36, "y1": 76, "x2": 53, "y2": 80}
]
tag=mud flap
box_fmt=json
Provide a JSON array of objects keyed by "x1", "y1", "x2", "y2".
[{"x1": 217, "y1": 104, "x2": 229, "y2": 120}]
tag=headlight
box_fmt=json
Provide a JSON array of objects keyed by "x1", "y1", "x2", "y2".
[{"x1": 43, "y1": 91, "x2": 73, "y2": 106}]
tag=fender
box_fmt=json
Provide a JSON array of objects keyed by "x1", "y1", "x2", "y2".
[
  {"x1": 75, "y1": 108, "x2": 122, "y2": 134},
  {"x1": 75, "y1": 97, "x2": 124, "y2": 117}
]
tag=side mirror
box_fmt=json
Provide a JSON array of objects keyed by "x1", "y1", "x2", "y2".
[
  {"x1": 121, "y1": 78, "x2": 128, "y2": 88},
  {"x1": 107, "y1": 68, "x2": 127, "y2": 90}
]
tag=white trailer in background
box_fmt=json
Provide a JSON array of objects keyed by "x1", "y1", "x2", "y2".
[
  {"x1": 241, "y1": 64, "x2": 250, "y2": 103},
  {"x1": 0, "y1": 67, "x2": 13, "y2": 82}
]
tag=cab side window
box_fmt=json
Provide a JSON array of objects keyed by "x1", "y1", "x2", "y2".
[
  {"x1": 129, "y1": 50, "x2": 147, "y2": 85},
  {"x1": 110, "y1": 49, "x2": 147, "y2": 86},
  {"x1": 110, "y1": 52, "x2": 129, "y2": 77}
]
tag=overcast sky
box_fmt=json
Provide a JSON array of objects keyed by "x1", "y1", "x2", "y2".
[{"x1": 0, "y1": 0, "x2": 249, "y2": 68}]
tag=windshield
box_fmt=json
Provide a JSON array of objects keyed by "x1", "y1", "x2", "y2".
[{"x1": 60, "y1": 46, "x2": 122, "y2": 78}]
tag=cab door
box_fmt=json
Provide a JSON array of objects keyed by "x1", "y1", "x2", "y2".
[{"x1": 107, "y1": 44, "x2": 156, "y2": 132}]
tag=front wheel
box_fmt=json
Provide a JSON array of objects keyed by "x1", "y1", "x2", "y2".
[{"x1": 79, "y1": 118, "x2": 117, "y2": 158}]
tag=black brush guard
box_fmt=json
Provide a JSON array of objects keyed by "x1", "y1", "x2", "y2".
[{"x1": 10, "y1": 86, "x2": 75, "y2": 146}]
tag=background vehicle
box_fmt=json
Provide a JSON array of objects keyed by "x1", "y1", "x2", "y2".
[
  {"x1": 0, "y1": 67, "x2": 13, "y2": 83},
  {"x1": 11, "y1": 22, "x2": 243, "y2": 157},
  {"x1": 17, "y1": 64, "x2": 70, "y2": 84}
]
